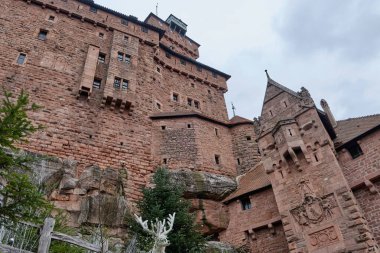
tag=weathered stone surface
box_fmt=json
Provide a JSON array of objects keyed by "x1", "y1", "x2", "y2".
[
  {"x1": 205, "y1": 241, "x2": 236, "y2": 253},
  {"x1": 192, "y1": 199, "x2": 229, "y2": 236},
  {"x1": 168, "y1": 169, "x2": 237, "y2": 200},
  {"x1": 78, "y1": 195, "x2": 128, "y2": 227}
]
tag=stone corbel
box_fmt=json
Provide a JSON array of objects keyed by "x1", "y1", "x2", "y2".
[{"x1": 364, "y1": 180, "x2": 379, "y2": 195}]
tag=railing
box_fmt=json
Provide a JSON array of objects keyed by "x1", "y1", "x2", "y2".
[{"x1": 0, "y1": 218, "x2": 108, "y2": 253}]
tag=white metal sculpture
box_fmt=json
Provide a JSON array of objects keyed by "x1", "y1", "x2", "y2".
[{"x1": 134, "y1": 213, "x2": 176, "y2": 253}]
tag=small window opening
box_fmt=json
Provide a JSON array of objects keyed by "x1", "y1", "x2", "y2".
[
  {"x1": 180, "y1": 59, "x2": 186, "y2": 65},
  {"x1": 92, "y1": 78, "x2": 101, "y2": 89},
  {"x1": 120, "y1": 142, "x2": 123, "y2": 146},
  {"x1": 191, "y1": 83, "x2": 195, "y2": 88},
  {"x1": 117, "y1": 52, "x2": 124, "y2": 61},
  {"x1": 279, "y1": 170, "x2": 284, "y2": 178},
  {"x1": 17, "y1": 53, "x2": 26, "y2": 65},
  {"x1": 288, "y1": 129, "x2": 293, "y2": 136},
  {"x1": 99, "y1": 32, "x2": 104, "y2": 38},
  {"x1": 141, "y1": 27, "x2": 148, "y2": 33},
  {"x1": 283, "y1": 101, "x2": 288, "y2": 108},
  {"x1": 214, "y1": 128, "x2": 219, "y2": 136},
  {"x1": 122, "y1": 79, "x2": 129, "y2": 90},
  {"x1": 314, "y1": 153, "x2": 319, "y2": 162},
  {"x1": 208, "y1": 89, "x2": 211, "y2": 94},
  {"x1": 121, "y1": 19, "x2": 128, "y2": 26},
  {"x1": 124, "y1": 35, "x2": 129, "y2": 41},
  {"x1": 90, "y1": 6, "x2": 97, "y2": 13},
  {"x1": 156, "y1": 67, "x2": 161, "y2": 73},
  {"x1": 163, "y1": 158, "x2": 167, "y2": 164},
  {"x1": 347, "y1": 142, "x2": 363, "y2": 159},
  {"x1": 197, "y1": 66, "x2": 202, "y2": 72},
  {"x1": 156, "y1": 102, "x2": 161, "y2": 109},
  {"x1": 125, "y1": 54, "x2": 131, "y2": 64},
  {"x1": 161, "y1": 126, "x2": 166, "y2": 130},
  {"x1": 187, "y1": 98, "x2": 192, "y2": 106},
  {"x1": 214, "y1": 155, "x2": 220, "y2": 165},
  {"x1": 269, "y1": 110, "x2": 273, "y2": 117},
  {"x1": 165, "y1": 52, "x2": 171, "y2": 59},
  {"x1": 237, "y1": 158, "x2": 241, "y2": 165},
  {"x1": 172, "y1": 93, "x2": 179, "y2": 102},
  {"x1": 194, "y1": 100, "x2": 200, "y2": 109},
  {"x1": 38, "y1": 29, "x2": 48, "y2": 41},
  {"x1": 98, "y1": 52, "x2": 106, "y2": 63},
  {"x1": 114, "y1": 77, "x2": 121, "y2": 89},
  {"x1": 240, "y1": 197, "x2": 252, "y2": 210},
  {"x1": 48, "y1": 15, "x2": 55, "y2": 21},
  {"x1": 187, "y1": 124, "x2": 192, "y2": 129},
  {"x1": 212, "y1": 72, "x2": 217, "y2": 78},
  {"x1": 246, "y1": 136, "x2": 252, "y2": 141}
]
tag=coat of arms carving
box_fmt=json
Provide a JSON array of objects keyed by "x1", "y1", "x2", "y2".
[{"x1": 290, "y1": 178, "x2": 337, "y2": 227}]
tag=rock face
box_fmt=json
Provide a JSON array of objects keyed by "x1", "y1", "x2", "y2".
[
  {"x1": 31, "y1": 155, "x2": 129, "y2": 227},
  {"x1": 168, "y1": 169, "x2": 237, "y2": 201},
  {"x1": 205, "y1": 241, "x2": 237, "y2": 253},
  {"x1": 192, "y1": 199, "x2": 230, "y2": 236}
]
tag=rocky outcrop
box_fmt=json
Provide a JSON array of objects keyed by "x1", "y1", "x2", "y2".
[
  {"x1": 168, "y1": 169, "x2": 237, "y2": 200},
  {"x1": 205, "y1": 241, "x2": 237, "y2": 253},
  {"x1": 192, "y1": 199, "x2": 230, "y2": 236}
]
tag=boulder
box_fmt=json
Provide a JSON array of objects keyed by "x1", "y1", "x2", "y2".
[
  {"x1": 205, "y1": 241, "x2": 236, "y2": 253},
  {"x1": 168, "y1": 169, "x2": 237, "y2": 200},
  {"x1": 192, "y1": 199, "x2": 230, "y2": 235}
]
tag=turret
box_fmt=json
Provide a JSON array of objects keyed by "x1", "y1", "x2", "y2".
[{"x1": 320, "y1": 99, "x2": 337, "y2": 128}]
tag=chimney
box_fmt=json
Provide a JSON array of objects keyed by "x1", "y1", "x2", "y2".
[{"x1": 320, "y1": 99, "x2": 337, "y2": 128}]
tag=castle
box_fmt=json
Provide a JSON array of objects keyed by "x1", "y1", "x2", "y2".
[{"x1": 1, "y1": 0, "x2": 380, "y2": 252}]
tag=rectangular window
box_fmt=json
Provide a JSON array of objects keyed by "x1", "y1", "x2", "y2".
[
  {"x1": 194, "y1": 100, "x2": 200, "y2": 109},
  {"x1": 121, "y1": 19, "x2": 128, "y2": 26},
  {"x1": 347, "y1": 142, "x2": 363, "y2": 159},
  {"x1": 172, "y1": 93, "x2": 179, "y2": 102},
  {"x1": 124, "y1": 35, "x2": 129, "y2": 41},
  {"x1": 117, "y1": 52, "x2": 124, "y2": 61},
  {"x1": 99, "y1": 32, "x2": 104, "y2": 38},
  {"x1": 17, "y1": 53, "x2": 26, "y2": 65},
  {"x1": 90, "y1": 6, "x2": 97, "y2": 13},
  {"x1": 246, "y1": 136, "x2": 252, "y2": 141},
  {"x1": 237, "y1": 158, "x2": 241, "y2": 165},
  {"x1": 141, "y1": 27, "x2": 148, "y2": 33},
  {"x1": 241, "y1": 197, "x2": 252, "y2": 210},
  {"x1": 48, "y1": 15, "x2": 55, "y2": 21},
  {"x1": 114, "y1": 77, "x2": 121, "y2": 89},
  {"x1": 215, "y1": 155, "x2": 220, "y2": 165},
  {"x1": 187, "y1": 98, "x2": 192, "y2": 106},
  {"x1": 156, "y1": 102, "x2": 161, "y2": 109},
  {"x1": 93, "y1": 78, "x2": 101, "y2": 89},
  {"x1": 38, "y1": 30, "x2": 48, "y2": 41},
  {"x1": 122, "y1": 79, "x2": 129, "y2": 90},
  {"x1": 98, "y1": 52, "x2": 106, "y2": 63},
  {"x1": 180, "y1": 59, "x2": 186, "y2": 65},
  {"x1": 214, "y1": 128, "x2": 219, "y2": 136},
  {"x1": 125, "y1": 54, "x2": 131, "y2": 64}
]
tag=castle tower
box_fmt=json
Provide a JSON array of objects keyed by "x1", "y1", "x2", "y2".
[{"x1": 256, "y1": 72, "x2": 379, "y2": 252}]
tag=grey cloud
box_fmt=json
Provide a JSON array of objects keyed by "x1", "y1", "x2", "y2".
[{"x1": 275, "y1": 0, "x2": 380, "y2": 61}]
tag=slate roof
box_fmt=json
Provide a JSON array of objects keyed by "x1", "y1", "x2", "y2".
[
  {"x1": 264, "y1": 77, "x2": 301, "y2": 103},
  {"x1": 223, "y1": 163, "x2": 270, "y2": 203},
  {"x1": 334, "y1": 114, "x2": 380, "y2": 149}
]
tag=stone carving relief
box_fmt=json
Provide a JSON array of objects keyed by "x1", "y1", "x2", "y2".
[
  {"x1": 290, "y1": 178, "x2": 337, "y2": 227},
  {"x1": 308, "y1": 226, "x2": 339, "y2": 249},
  {"x1": 297, "y1": 87, "x2": 314, "y2": 106}
]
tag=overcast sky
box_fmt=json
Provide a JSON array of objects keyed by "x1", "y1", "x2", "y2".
[{"x1": 97, "y1": 0, "x2": 380, "y2": 121}]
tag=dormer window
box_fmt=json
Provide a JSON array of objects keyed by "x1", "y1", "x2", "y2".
[
  {"x1": 240, "y1": 197, "x2": 252, "y2": 210},
  {"x1": 347, "y1": 142, "x2": 363, "y2": 159}
]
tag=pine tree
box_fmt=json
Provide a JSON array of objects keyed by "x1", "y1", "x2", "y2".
[
  {"x1": 0, "y1": 89, "x2": 51, "y2": 225},
  {"x1": 129, "y1": 167, "x2": 205, "y2": 252}
]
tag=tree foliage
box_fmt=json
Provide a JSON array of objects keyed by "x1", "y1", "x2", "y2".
[
  {"x1": 128, "y1": 167, "x2": 205, "y2": 252},
  {"x1": 0, "y1": 89, "x2": 51, "y2": 225}
]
